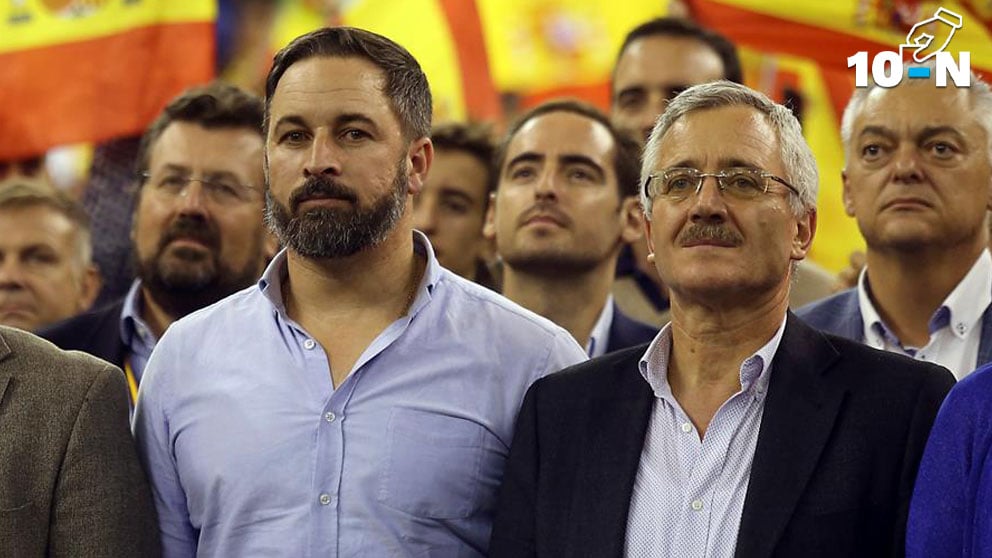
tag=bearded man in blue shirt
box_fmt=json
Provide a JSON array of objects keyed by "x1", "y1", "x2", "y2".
[{"x1": 132, "y1": 27, "x2": 587, "y2": 557}]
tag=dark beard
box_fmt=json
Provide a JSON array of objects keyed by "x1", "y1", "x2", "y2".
[
  {"x1": 264, "y1": 159, "x2": 407, "y2": 259},
  {"x1": 134, "y1": 214, "x2": 262, "y2": 320}
]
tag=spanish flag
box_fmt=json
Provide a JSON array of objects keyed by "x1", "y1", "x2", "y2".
[{"x1": 0, "y1": 0, "x2": 216, "y2": 161}]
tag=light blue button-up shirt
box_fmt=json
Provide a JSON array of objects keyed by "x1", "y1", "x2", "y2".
[
  {"x1": 119, "y1": 279, "x2": 158, "y2": 385},
  {"x1": 132, "y1": 231, "x2": 587, "y2": 557}
]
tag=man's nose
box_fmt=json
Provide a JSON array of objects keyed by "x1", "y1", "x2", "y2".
[
  {"x1": 0, "y1": 258, "x2": 27, "y2": 289},
  {"x1": 176, "y1": 181, "x2": 210, "y2": 217},
  {"x1": 304, "y1": 130, "x2": 342, "y2": 177},
  {"x1": 892, "y1": 145, "x2": 925, "y2": 184},
  {"x1": 533, "y1": 169, "x2": 561, "y2": 201},
  {"x1": 689, "y1": 177, "x2": 729, "y2": 223}
]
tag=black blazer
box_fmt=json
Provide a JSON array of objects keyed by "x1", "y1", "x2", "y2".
[
  {"x1": 490, "y1": 314, "x2": 955, "y2": 558},
  {"x1": 605, "y1": 308, "x2": 657, "y2": 354},
  {"x1": 39, "y1": 299, "x2": 127, "y2": 369}
]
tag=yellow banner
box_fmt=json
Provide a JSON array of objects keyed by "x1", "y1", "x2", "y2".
[
  {"x1": 0, "y1": 0, "x2": 216, "y2": 54},
  {"x1": 477, "y1": 0, "x2": 664, "y2": 91}
]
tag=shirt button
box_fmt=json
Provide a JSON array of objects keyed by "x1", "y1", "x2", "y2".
[
  {"x1": 319, "y1": 493, "x2": 332, "y2": 505},
  {"x1": 691, "y1": 499, "x2": 704, "y2": 511},
  {"x1": 956, "y1": 323, "x2": 967, "y2": 334},
  {"x1": 303, "y1": 339, "x2": 316, "y2": 350},
  {"x1": 324, "y1": 412, "x2": 336, "y2": 423},
  {"x1": 680, "y1": 422, "x2": 692, "y2": 433}
]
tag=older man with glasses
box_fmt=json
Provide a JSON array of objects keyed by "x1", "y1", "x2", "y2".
[
  {"x1": 42, "y1": 82, "x2": 273, "y2": 406},
  {"x1": 490, "y1": 81, "x2": 955, "y2": 558}
]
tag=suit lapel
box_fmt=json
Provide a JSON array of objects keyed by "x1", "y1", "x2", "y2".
[
  {"x1": 978, "y1": 301, "x2": 992, "y2": 367},
  {"x1": 735, "y1": 314, "x2": 846, "y2": 558},
  {"x1": 576, "y1": 352, "x2": 655, "y2": 557},
  {"x1": 841, "y1": 291, "x2": 864, "y2": 341},
  {"x1": 0, "y1": 332, "x2": 13, "y2": 412}
]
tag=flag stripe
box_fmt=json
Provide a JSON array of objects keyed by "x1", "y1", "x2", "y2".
[
  {"x1": 0, "y1": 21, "x2": 214, "y2": 159},
  {"x1": 438, "y1": 0, "x2": 502, "y2": 121}
]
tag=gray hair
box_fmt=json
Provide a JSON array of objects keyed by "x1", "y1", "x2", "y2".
[
  {"x1": 840, "y1": 63, "x2": 992, "y2": 164},
  {"x1": 640, "y1": 80, "x2": 818, "y2": 220},
  {"x1": 0, "y1": 180, "x2": 93, "y2": 270}
]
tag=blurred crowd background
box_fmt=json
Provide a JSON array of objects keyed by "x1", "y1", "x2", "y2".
[{"x1": 2, "y1": 0, "x2": 991, "y2": 285}]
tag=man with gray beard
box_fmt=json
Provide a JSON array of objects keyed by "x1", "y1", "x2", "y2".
[
  {"x1": 132, "y1": 27, "x2": 586, "y2": 557},
  {"x1": 42, "y1": 82, "x2": 271, "y2": 406}
]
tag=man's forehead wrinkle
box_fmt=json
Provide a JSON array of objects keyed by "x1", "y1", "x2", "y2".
[{"x1": 657, "y1": 110, "x2": 779, "y2": 169}]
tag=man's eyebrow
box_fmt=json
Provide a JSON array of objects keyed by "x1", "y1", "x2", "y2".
[
  {"x1": 559, "y1": 155, "x2": 605, "y2": 179},
  {"x1": 438, "y1": 188, "x2": 477, "y2": 205},
  {"x1": 506, "y1": 152, "x2": 544, "y2": 169},
  {"x1": 201, "y1": 170, "x2": 245, "y2": 184},
  {"x1": 615, "y1": 85, "x2": 647, "y2": 98},
  {"x1": 271, "y1": 115, "x2": 309, "y2": 130},
  {"x1": 334, "y1": 113, "x2": 378, "y2": 129},
  {"x1": 160, "y1": 163, "x2": 192, "y2": 174},
  {"x1": 918, "y1": 125, "x2": 967, "y2": 145},
  {"x1": 716, "y1": 158, "x2": 763, "y2": 170},
  {"x1": 858, "y1": 125, "x2": 898, "y2": 141}
]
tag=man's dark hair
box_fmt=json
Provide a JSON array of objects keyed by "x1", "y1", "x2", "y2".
[
  {"x1": 431, "y1": 122, "x2": 497, "y2": 195},
  {"x1": 494, "y1": 100, "x2": 641, "y2": 198},
  {"x1": 265, "y1": 27, "x2": 432, "y2": 141},
  {"x1": 135, "y1": 81, "x2": 264, "y2": 176},
  {"x1": 613, "y1": 17, "x2": 742, "y2": 91}
]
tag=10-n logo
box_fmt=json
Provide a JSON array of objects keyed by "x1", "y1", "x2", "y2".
[{"x1": 847, "y1": 7, "x2": 972, "y2": 88}]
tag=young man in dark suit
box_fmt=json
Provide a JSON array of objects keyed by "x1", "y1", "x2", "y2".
[
  {"x1": 486, "y1": 100, "x2": 657, "y2": 356},
  {"x1": 490, "y1": 81, "x2": 955, "y2": 557}
]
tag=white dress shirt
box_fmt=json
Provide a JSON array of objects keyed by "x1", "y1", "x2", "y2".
[
  {"x1": 858, "y1": 249, "x2": 991, "y2": 379},
  {"x1": 624, "y1": 316, "x2": 787, "y2": 557}
]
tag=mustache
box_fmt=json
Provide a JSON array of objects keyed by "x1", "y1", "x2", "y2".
[
  {"x1": 160, "y1": 215, "x2": 218, "y2": 250},
  {"x1": 517, "y1": 203, "x2": 572, "y2": 228},
  {"x1": 289, "y1": 176, "x2": 358, "y2": 213},
  {"x1": 677, "y1": 224, "x2": 743, "y2": 246}
]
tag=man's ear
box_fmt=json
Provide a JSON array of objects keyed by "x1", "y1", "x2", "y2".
[
  {"x1": 77, "y1": 265, "x2": 102, "y2": 312},
  {"x1": 841, "y1": 169, "x2": 856, "y2": 217},
  {"x1": 407, "y1": 137, "x2": 434, "y2": 196},
  {"x1": 482, "y1": 192, "x2": 497, "y2": 241},
  {"x1": 619, "y1": 195, "x2": 644, "y2": 244},
  {"x1": 643, "y1": 214, "x2": 655, "y2": 257},
  {"x1": 791, "y1": 209, "x2": 817, "y2": 261}
]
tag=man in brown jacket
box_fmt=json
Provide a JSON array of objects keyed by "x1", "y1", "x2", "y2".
[{"x1": 0, "y1": 326, "x2": 159, "y2": 557}]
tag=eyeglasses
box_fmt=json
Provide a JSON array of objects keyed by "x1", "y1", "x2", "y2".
[
  {"x1": 138, "y1": 172, "x2": 258, "y2": 205},
  {"x1": 644, "y1": 167, "x2": 800, "y2": 202}
]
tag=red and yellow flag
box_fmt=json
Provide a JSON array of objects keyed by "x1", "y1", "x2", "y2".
[{"x1": 0, "y1": 0, "x2": 216, "y2": 160}]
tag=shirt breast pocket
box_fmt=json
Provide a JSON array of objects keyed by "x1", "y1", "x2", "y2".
[{"x1": 377, "y1": 408, "x2": 485, "y2": 519}]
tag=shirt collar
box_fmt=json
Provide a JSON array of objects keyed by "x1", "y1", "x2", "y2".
[
  {"x1": 637, "y1": 314, "x2": 786, "y2": 401},
  {"x1": 119, "y1": 279, "x2": 158, "y2": 351},
  {"x1": 586, "y1": 295, "x2": 615, "y2": 358},
  {"x1": 258, "y1": 230, "x2": 442, "y2": 316},
  {"x1": 859, "y1": 248, "x2": 992, "y2": 345}
]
